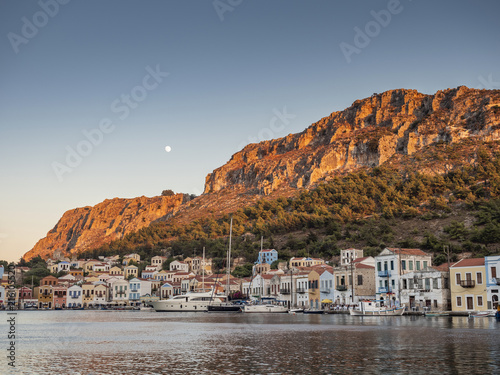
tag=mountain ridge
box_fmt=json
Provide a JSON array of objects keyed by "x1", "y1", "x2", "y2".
[{"x1": 24, "y1": 86, "x2": 500, "y2": 260}]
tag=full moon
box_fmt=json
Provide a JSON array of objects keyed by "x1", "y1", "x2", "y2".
[{"x1": 165, "y1": 146, "x2": 172, "y2": 152}]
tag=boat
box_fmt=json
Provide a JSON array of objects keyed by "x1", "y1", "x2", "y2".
[
  {"x1": 150, "y1": 290, "x2": 230, "y2": 312},
  {"x1": 424, "y1": 311, "x2": 450, "y2": 317},
  {"x1": 349, "y1": 300, "x2": 405, "y2": 316},
  {"x1": 303, "y1": 309, "x2": 324, "y2": 314},
  {"x1": 468, "y1": 311, "x2": 494, "y2": 318},
  {"x1": 288, "y1": 308, "x2": 304, "y2": 314},
  {"x1": 207, "y1": 303, "x2": 242, "y2": 312},
  {"x1": 243, "y1": 297, "x2": 288, "y2": 313}
]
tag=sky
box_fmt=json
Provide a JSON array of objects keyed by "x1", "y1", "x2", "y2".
[{"x1": 1, "y1": 0, "x2": 499, "y2": 262}]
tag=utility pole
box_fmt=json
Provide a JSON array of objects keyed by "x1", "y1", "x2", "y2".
[{"x1": 350, "y1": 255, "x2": 354, "y2": 304}]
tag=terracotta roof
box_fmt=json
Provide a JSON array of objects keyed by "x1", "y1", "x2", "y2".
[
  {"x1": 353, "y1": 257, "x2": 369, "y2": 263},
  {"x1": 386, "y1": 248, "x2": 429, "y2": 257},
  {"x1": 451, "y1": 258, "x2": 485, "y2": 268},
  {"x1": 432, "y1": 264, "x2": 450, "y2": 272},
  {"x1": 355, "y1": 263, "x2": 374, "y2": 269},
  {"x1": 260, "y1": 249, "x2": 276, "y2": 253}
]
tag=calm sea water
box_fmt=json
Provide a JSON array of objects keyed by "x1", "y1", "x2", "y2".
[{"x1": 1, "y1": 311, "x2": 499, "y2": 374}]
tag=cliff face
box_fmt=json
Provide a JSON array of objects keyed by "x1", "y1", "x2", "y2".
[
  {"x1": 25, "y1": 86, "x2": 500, "y2": 260},
  {"x1": 204, "y1": 86, "x2": 500, "y2": 194},
  {"x1": 24, "y1": 194, "x2": 188, "y2": 260}
]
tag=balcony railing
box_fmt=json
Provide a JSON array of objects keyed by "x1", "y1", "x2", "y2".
[
  {"x1": 280, "y1": 289, "x2": 291, "y2": 295},
  {"x1": 460, "y1": 280, "x2": 475, "y2": 288},
  {"x1": 296, "y1": 288, "x2": 307, "y2": 294},
  {"x1": 320, "y1": 288, "x2": 331, "y2": 294},
  {"x1": 378, "y1": 270, "x2": 390, "y2": 277},
  {"x1": 336, "y1": 285, "x2": 347, "y2": 291},
  {"x1": 493, "y1": 278, "x2": 500, "y2": 285}
]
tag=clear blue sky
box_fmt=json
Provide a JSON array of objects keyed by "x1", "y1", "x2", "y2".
[{"x1": 1, "y1": 0, "x2": 499, "y2": 262}]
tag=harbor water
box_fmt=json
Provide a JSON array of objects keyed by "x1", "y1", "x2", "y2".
[{"x1": 1, "y1": 311, "x2": 499, "y2": 374}]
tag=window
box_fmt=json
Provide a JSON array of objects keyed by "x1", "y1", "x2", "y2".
[
  {"x1": 423, "y1": 261, "x2": 428, "y2": 269},
  {"x1": 416, "y1": 262, "x2": 420, "y2": 271},
  {"x1": 425, "y1": 278, "x2": 430, "y2": 290},
  {"x1": 409, "y1": 261, "x2": 413, "y2": 270},
  {"x1": 357, "y1": 275, "x2": 363, "y2": 286},
  {"x1": 403, "y1": 279, "x2": 407, "y2": 289},
  {"x1": 391, "y1": 280, "x2": 395, "y2": 288},
  {"x1": 377, "y1": 262, "x2": 382, "y2": 271},
  {"x1": 456, "y1": 296, "x2": 462, "y2": 307},
  {"x1": 433, "y1": 278, "x2": 438, "y2": 289},
  {"x1": 456, "y1": 273, "x2": 461, "y2": 284},
  {"x1": 401, "y1": 260, "x2": 406, "y2": 270},
  {"x1": 476, "y1": 272, "x2": 482, "y2": 284},
  {"x1": 390, "y1": 261, "x2": 394, "y2": 271},
  {"x1": 492, "y1": 267, "x2": 497, "y2": 279},
  {"x1": 476, "y1": 296, "x2": 483, "y2": 306}
]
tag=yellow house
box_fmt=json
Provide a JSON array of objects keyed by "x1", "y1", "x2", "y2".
[
  {"x1": 124, "y1": 265, "x2": 138, "y2": 279},
  {"x1": 450, "y1": 258, "x2": 487, "y2": 312},
  {"x1": 82, "y1": 283, "x2": 95, "y2": 307},
  {"x1": 36, "y1": 285, "x2": 53, "y2": 309},
  {"x1": 308, "y1": 270, "x2": 321, "y2": 310},
  {"x1": 109, "y1": 266, "x2": 124, "y2": 278}
]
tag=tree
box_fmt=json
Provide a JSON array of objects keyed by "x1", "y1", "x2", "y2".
[
  {"x1": 161, "y1": 189, "x2": 175, "y2": 197},
  {"x1": 270, "y1": 260, "x2": 280, "y2": 270}
]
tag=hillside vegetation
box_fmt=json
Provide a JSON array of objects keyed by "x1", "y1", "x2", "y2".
[{"x1": 81, "y1": 141, "x2": 500, "y2": 266}]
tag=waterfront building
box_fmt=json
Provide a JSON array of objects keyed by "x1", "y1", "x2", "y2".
[
  {"x1": 316, "y1": 265, "x2": 335, "y2": 306},
  {"x1": 170, "y1": 260, "x2": 189, "y2": 272},
  {"x1": 485, "y1": 255, "x2": 500, "y2": 310},
  {"x1": 151, "y1": 255, "x2": 168, "y2": 271},
  {"x1": 36, "y1": 284, "x2": 54, "y2": 309},
  {"x1": 0, "y1": 285, "x2": 5, "y2": 308},
  {"x1": 82, "y1": 283, "x2": 95, "y2": 308},
  {"x1": 375, "y1": 248, "x2": 432, "y2": 307},
  {"x1": 295, "y1": 272, "x2": 310, "y2": 308},
  {"x1": 160, "y1": 282, "x2": 174, "y2": 299},
  {"x1": 269, "y1": 274, "x2": 281, "y2": 298},
  {"x1": 124, "y1": 265, "x2": 139, "y2": 279},
  {"x1": 308, "y1": 270, "x2": 321, "y2": 309},
  {"x1": 18, "y1": 286, "x2": 32, "y2": 301},
  {"x1": 278, "y1": 273, "x2": 293, "y2": 307},
  {"x1": 400, "y1": 265, "x2": 450, "y2": 311},
  {"x1": 111, "y1": 279, "x2": 129, "y2": 305},
  {"x1": 352, "y1": 259, "x2": 376, "y2": 302},
  {"x1": 450, "y1": 258, "x2": 487, "y2": 312},
  {"x1": 256, "y1": 249, "x2": 278, "y2": 265},
  {"x1": 67, "y1": 285, "x2": 83, "y2": 308},
  {"x1": 128, "y1": 278, "x2": 152, "y2": 305},
  {"x1": 53, "y1": 285, "x2": 67, "y2": 309},
  {"x1": 93, "y1": 282, "x2": 109, "y2": 305}
]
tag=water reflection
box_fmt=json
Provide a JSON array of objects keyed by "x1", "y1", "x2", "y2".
[{"x1": 0, "y1": 311, "x2": 499, "y2": 374}]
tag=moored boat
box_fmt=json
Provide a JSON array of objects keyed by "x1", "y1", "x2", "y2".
[
  {"x1": 243, "y1": 297, "x2": 288, "y2": 313},
  {"x1": 349, "y1": 300, "x2": 405, "y2": 316},
  {"x1": 150, "y1": 291, "x2": 229, "y2": 312}
]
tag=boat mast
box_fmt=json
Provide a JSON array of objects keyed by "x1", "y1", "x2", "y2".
[
  {"x1": 226, "y1": 217, "x2": 233, "y2": 298},
  {"x1": 202, "y1": 246, "x2": 205, "y2": 292}
]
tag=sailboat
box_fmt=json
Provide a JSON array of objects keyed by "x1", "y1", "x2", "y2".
[{"x1": 207, "y1": 217, "x2": 242, "y2": 312}]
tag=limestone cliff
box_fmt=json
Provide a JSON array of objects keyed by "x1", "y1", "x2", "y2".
[
  {"x1": 204, "y1": 86, "x2": 500, "y2": 194},
  {"x1": 24, "y1": 194, "x2": 188, "y2": 260}
]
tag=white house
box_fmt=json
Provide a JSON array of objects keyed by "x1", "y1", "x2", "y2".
[
  {"x1": 57, "y1": 261, "x2": 71, "y2": 273},
  {"x1": 141, "y1": 266, "x2": 159, "y2": 280},
  {"x1": 340, "y1": 248, "x2": 364, "y2": 267},
  {"x1": 128, "y1": 278, "x2": 152, "y2": 305},
  {"x1": 170, "y1": 261, "x2": 189, "y2": 272},
  {"x1": 400, "y1": 265, "x2": 450, "y2": 311},
  {"x1": 93, "y1": 263, "x2": 110, "y2": 272},
  {"x1": 151, "y1": 256, "x2": 168, "y2": 271},
  {"x1": 485, "y1": 255, "x2": 500, "y2": 311},
  {"x1": 375, "y1": 248, "x2": 432, "y2": 307},
  {"x1": 111, "y1": 279, "x2": 130, "y2": 305},
  {"x1": 295, "y1": 272, "x2": 310, "y2": 308},
  {"x1": 67, "y1": 285, "x2": 83, "y2": 308}
]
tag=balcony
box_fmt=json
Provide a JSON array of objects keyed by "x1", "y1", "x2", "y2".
[
  {"x1": 378, "y1": 270, "x2": 390, "y2": 278},
  {"x1": 378, "y1": 287, "x2": 389, "y2": 293},
  {"x1": 336, "y1": 285, "x2": 347, "y2": 291},
  {"x1": 493, "y1": 278, "x2": 500, "y2": 285},
  {"x1": 296, "y1": 288, "x2": 307, "y2": 294},
  {"x1": 280, "y1": 289, "x2": 291, "y2": 295},
  {"x1": 320, "y1": 288, "x2": 330, "y2": 294},
  {"x1": 460, "y1": 280, "x2": 475, "y2": 288}
]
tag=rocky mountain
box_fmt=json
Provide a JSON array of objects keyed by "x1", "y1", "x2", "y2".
[
  {"x1": 24, "y1": 86, "x2": 500, "y2": 260},
  {"x1": 24, "y1": 194, "x2": 188, "y2": 260},
  {"x1": 204, "y1": 86, "x2": 500, "y2": 195}
]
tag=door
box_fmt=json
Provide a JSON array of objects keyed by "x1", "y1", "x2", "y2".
[
  {"x1": 466, "y1": 296, "x2": 474, "y2": 310},
  {"x1": 409, "y1": 296, "x2": 415, "y2": 309}
]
